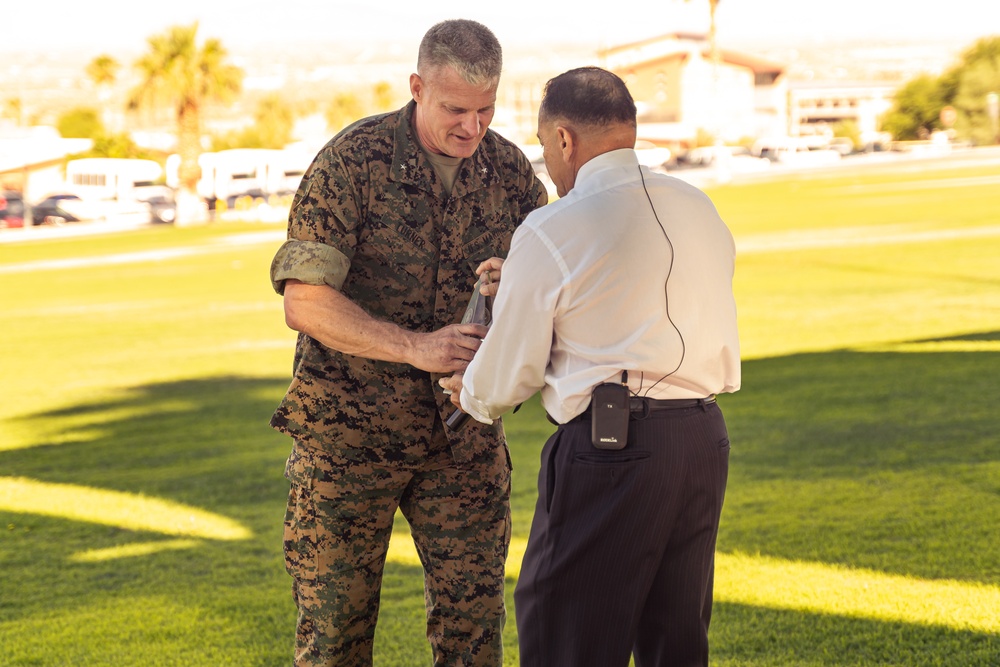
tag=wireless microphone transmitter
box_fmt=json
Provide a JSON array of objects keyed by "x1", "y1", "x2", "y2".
[{"x1": 591, "y1": 382, "x2": 630, "y2": 450}]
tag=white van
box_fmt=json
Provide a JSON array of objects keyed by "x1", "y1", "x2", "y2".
[
  {"x1": 66, "y1": 158, "x2": 164, "y2": 201},
  {"x1": 166, "y1": 149, "x2": 311, "y2": 203}
]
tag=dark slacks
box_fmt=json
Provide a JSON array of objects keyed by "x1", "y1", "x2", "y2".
[{"x1": 514, "y1": 403, "x2": 730, "y2": 667}]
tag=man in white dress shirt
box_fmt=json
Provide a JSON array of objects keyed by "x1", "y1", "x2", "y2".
[{"x1": 441, "y1": 67, "x2": 740, "y2": 667}]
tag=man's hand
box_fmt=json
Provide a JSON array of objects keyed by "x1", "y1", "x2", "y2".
[
  {"x1": 283, "y1": 280, "x2": 486, "y2": 374},
  {"x1": 438, "y1": 373, "x2": 465, "y2": 411},
  {"x1": 475, "y1": 257, "x2": 504, "y2": 299},
  {"x1": 408, "y1": 324, "x2": 488, "y2": 374}
]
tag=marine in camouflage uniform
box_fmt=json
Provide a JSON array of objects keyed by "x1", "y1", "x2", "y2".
[{"x1": 269, "y1": 62, "x2": 547, "y2": 665}]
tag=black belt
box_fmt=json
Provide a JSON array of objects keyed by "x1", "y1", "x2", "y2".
[
  {"x1": 557, "y1": 395, "x2": 717, "y2": 425},
  {"x1": 629, "y1": 395, "x2": 716, "y2": 414}
]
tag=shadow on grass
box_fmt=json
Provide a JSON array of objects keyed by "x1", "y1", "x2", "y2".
[
  {"x1": 712, "y1": 601, "x2": 999, "y2": 666},
  {"x1": 1, "y1": 333, "x2": 998, "y2": 665},
  {"x1": 0, "y1": 376, "x2": 298, "y2": 665},
  {"x1": 717, "y1": 331, "x2": 999, "y2": 585},
  {"x1": 2, "y1": 375, "x2": 291, "y2": 509}
]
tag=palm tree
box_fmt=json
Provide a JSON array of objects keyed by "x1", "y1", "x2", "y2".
[
  {"x1": 3, "y1": 97, "x2": 23, "y2": 126},
  {"x1": 682, "y1": 0, "x2": 723, "y2": 144},
  {"x1": 129, "y1": 23, "x2": 243, "y2": 223},
  {"x1": 683, "y1": 0, "x2": 721, "y2": 68},
  {"x1": 86, "y1": 54, "x2": 120, "y2": 132},
  {"x1": 86, "y1": 54, "x2": 120, "y2": 87},
  {"x1": 707, "y1": 0, "x2": 721, "y2": 69}
]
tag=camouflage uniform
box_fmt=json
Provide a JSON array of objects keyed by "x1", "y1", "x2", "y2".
[{"x1": 270, "y1": 101, "x2": 547, "y2": 666}]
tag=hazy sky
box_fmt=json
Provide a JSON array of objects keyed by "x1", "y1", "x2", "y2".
[{"x1": 5, "y1": 0, "x2": 999, "y2": 56}]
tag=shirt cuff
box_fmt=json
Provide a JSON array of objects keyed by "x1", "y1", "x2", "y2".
[
  {"x1": 459, "y1": 390, "x2": 496, "y2": 426},
  {"x1": 270, "y1": 239, "x2": 351, "y2": 294}
]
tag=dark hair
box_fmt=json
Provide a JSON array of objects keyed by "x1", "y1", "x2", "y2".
[
  {"x1": 539, "y1": 67, "x2": 637, "y2": 128},
  {"x1": 417, "y1": 19, "x2": 502, "y2": 88}
]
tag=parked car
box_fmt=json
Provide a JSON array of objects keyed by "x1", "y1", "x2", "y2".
[
  {"x1": 143, "y1": 195, "x2": 176, "y2": 224},
  {"x1": 751, "y1": 137, "x2": 841, "y2": 166},
  {"x1": 680, "y1": 146, "x2": 771, "y2": 172},
  {"x1": 32, "y1": 194, "x2": 84, "y2": 225},
  {"x1": 634, "y1": 140, "x2": 672, "y2": 171},
  {"x1": 828, "y1": 137, "x2": 855, "y2": 156},
  {"x1": 134, "y1": 186, "x2": 177, "y2": 224},
  {"x1": 0, "y1": 191, "x2": 26, "y2": 228}
]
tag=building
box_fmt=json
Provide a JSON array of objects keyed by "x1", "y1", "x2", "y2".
[
  {"x1": 597, "y1": 32, "x2": 789, "y2": 147},
  {"x1": 787, "y1": 81, "x2": 896, "y2": 144},
  {"x1": 0, "y1": 125, "x2": 92, "y2": 203}
]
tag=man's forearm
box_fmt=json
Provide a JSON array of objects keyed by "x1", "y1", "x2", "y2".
[
  {"x1": 283, "y1": 280, "x2": 416, "y2": 363},
  {"x1": 283, "y1": 280, "x2": 486, "y2": 374}
]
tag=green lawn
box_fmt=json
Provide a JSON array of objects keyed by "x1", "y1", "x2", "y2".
[{"x1": 1, "y1": 154, "x2": 998, "y2": 665}]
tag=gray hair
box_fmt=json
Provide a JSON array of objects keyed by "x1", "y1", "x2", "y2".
[{"x1": 417, "y1": 19, "x2": 502, "y2": 88}]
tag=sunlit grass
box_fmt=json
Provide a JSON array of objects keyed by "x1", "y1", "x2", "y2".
[
  {"x1": 1, "y1": 160, "x2": 999, "y2": 665},
  {"x1": 384, "y1": 532, "x2": 1000, "y2": 635},
  {"x1": 0, "y1": 477, "x2": 251, "y2": 540},
  {"x1": 859, "y1": 341, "x2": 1000, "y2": 353},
  {"x1": 70, "y1": 539, "x2": 203, "y2": 563},
  {"x1": 714, "y1": 552, "x2": 1000, "y2": 634}
]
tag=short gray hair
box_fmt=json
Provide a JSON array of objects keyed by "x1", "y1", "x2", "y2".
[{"x1": 417, "y1": 19, "x2": 502, "y2": 88}]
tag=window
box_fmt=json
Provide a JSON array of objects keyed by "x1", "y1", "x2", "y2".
[{"x1": 72, "y1": 174, "x2": 106, "y2": 186}]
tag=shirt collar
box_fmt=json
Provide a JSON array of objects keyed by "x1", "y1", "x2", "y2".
[
  {"x1": 390, "y1": 100, "x2": 496, "y2": 198},
  {"x1": 574, "y1": 148, "x2": 641, "y2": 192}
]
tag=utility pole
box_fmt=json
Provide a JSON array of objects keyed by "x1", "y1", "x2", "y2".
[{"x1": 987, "y1": 92, "x2": 999, "y2": 145}]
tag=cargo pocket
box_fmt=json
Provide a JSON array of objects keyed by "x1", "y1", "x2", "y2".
[{"x1": 283, "y1": 445, "x2": 319, "y2": 581}]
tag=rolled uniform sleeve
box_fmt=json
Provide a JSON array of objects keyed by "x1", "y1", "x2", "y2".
[
  {"x1": 270, "y1": 143, "x2": 362, "y2": 295},
  {"x1": 270, "y1": 239, "x2": 352, "y2": 294}
]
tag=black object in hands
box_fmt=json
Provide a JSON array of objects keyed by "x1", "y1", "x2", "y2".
[
  {"x1": 445, "y1": 272, "x2": 491, "y2": 431},
  {"x1": 446, "y1": 410, "x2": 472, "y2": 430}
]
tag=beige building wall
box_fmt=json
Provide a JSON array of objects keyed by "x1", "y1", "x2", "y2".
[{"x1": 604, "y1": 35, "x2": 787, "y2": 147}]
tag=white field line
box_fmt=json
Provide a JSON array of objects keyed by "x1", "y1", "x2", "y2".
[
  {"x1": 828, "y1": 174, "x2": 1000, "y2": 193},
  {"x1": 737, "y1": 224, "x2": 1000, "y2": 254},
  {"x1": 0, "y1": 231, "x2": 286, "y2": 275},
  {"x1": 3, "y1": 225, "x2": 999, "y2": 273}
]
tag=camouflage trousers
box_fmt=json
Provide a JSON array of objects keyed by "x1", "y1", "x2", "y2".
[{"x1": 283, "y1": 438, "x2": 512, "y2": 667}]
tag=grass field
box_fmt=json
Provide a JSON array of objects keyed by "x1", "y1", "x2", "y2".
[{"x1": 1, "y1": 153, "x2": 999, "y2": 665}]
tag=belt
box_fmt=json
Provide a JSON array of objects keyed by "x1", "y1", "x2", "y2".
[
  {"x1": 628, "y1": 395, "x2": 716, "y2": 418},
  {"x1": 558, "y1": 395, "x2": 717, "y2": 425},
  {"x1": 630, "y1": 395, "x2": 716, "y2": 412}
]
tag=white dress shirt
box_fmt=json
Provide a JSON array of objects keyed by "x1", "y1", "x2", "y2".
[{"x1": 461, "y1": 148, "x2": 740, "y2": 425}]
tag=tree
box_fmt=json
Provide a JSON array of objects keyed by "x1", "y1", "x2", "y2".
[
  {"x1": 57, "y1": 107, "x2": 104, "y2": 139},
  {"x1": 129, "y1": 23, "x2": 243, "y2": 222},
  {"x1": 881, "y1": 74, "x2": 948, "y2": 140},
  {"x1": 212, "y1": 94, "x2": 296, "y2": 150},
  {"x1": 372, "y1": 82, "x2": 395, "y2": 113},
  {"x1": 683, "y1": 0, "x2": 721, "y2": 67},
  {"x1": 882, "y1": 36, "x2": 1000, "y2": 143},
  {"x1": 86, "y1": 54, "x2": 120, "y2": 87},
  {"x1": 707, "y1": 0, "x2": 721, "y2": 69},
  {"x1": 86, "y1": 54, "x2": 120, "y2": 132},
  {"x1": 249, "y1": 93, "x2": 296, "y2": 147},
  {"x1": 951, "y1": 37, "x2": 1000, "y2": 144},
  {"x1": 325, "y1": 92, "x2": 363, "y2": 133},
  {"x1": 2, "y1": 97, "x2": 24, "y2": 126},
  {"x1": 72, "y1": 133, "x2": 155, "y2": 160},
  {"x1": 954, "y1": 59, "x2": 1000, "y2": 145}
]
